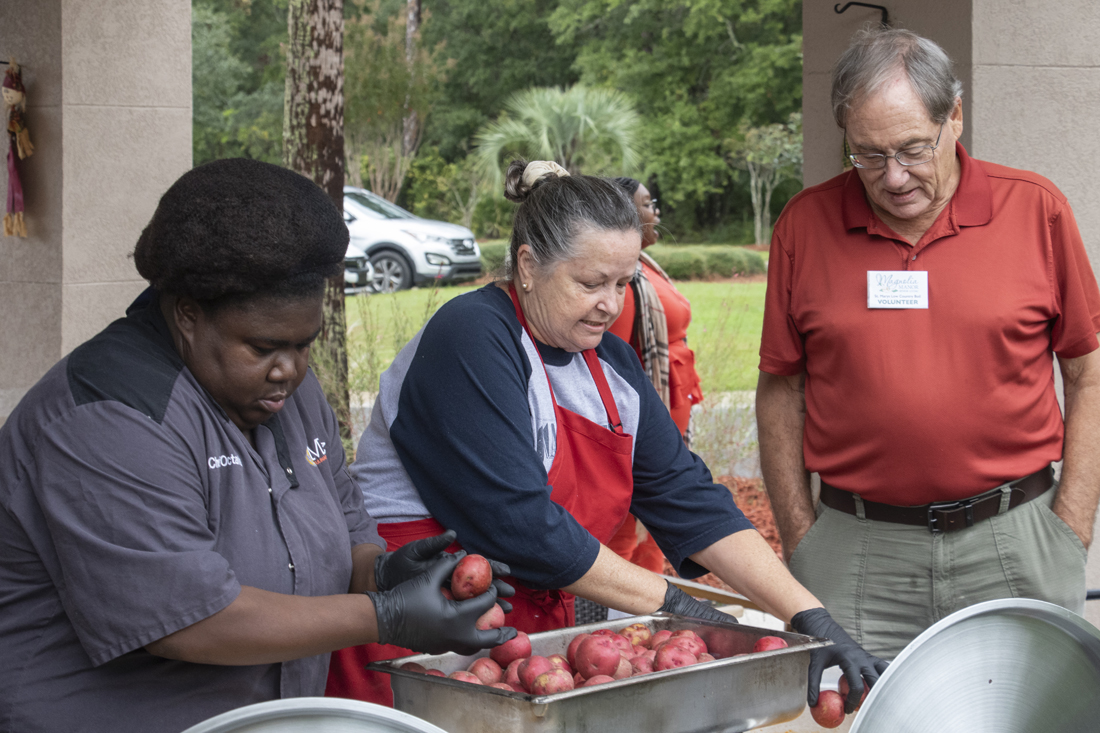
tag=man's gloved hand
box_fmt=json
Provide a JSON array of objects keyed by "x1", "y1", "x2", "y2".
[
  {"x1": 657, "y1": 581, "x2": 739, "y2": 625},
  {"x1": 790, "y1": 607, "x2": 889, "y2": 714},
  {"x1": 367, "y1": 552, "x2": 517, "y2": 655}
]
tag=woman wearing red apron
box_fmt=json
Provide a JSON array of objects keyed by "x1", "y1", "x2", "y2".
[{"x1": 328, "y1": 160, "x2": 887, "y2": 714}]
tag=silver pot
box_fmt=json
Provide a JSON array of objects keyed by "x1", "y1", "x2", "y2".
[{"x1": 850, "y1": 598, "x2": 1100, "y2": 733}]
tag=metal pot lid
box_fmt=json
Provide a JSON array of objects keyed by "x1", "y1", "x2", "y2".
[
  {"x1": 850, "y1": 598, "x2": 1100, "y2": 733},
  {"x1": 180, "y1": 697, "x2": 450, "y2": 733}
]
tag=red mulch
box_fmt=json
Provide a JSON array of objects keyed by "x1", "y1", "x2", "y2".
[{"x1": 660, "y1": 476, "x2": 782, "y2": 594}]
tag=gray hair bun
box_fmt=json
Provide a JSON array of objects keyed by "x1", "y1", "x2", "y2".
[{"x1": 504, "y1": 159, "x2": 571, "y2": 203}]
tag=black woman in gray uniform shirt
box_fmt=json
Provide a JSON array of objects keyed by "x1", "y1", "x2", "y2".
[{"x1": 0, "y1": 159, "x2": 514, "y2": 733}]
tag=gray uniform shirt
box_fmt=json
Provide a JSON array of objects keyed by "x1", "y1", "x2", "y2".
[{"x1": 0, "y1": 290, "x2": 384, "y2": 733}]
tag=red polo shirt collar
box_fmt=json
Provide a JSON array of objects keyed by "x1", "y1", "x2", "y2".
[{"x1": 841, "y1": 142, "x2": 993, "y2": 246}]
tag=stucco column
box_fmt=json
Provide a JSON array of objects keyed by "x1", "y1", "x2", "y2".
[
  {"x1": 802, "y1": 1, "x2": 1100, "y2": 629},
  {"x1": 0, "y1": 0, "x2": 192, "y2": 422}
]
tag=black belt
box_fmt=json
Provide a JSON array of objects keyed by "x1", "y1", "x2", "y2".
[{"x1": 819, "y1": 466, "x2": 1054, "y2": 534}]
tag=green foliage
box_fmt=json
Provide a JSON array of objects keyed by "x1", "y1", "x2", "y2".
[
  {"x1": 726, "y1": 112, "x2": 803, "y2": 243},
  {"x1": 417, "y1": 0, "x2": 581, "y2": 163},
  {"x1": 192, "y1": 1, "x2": 286, "y2": 166},
  {"x1": 344, "y1": 0, "x2": 450, "y2": 201},
  {"x1": 548, "y1": 0, "x2": 802, "y2": 233},
  {"x1": 477, "y1": 240, "x2": 510, "y2": 277},
  {"x1": 474, "y1": 85, "x2": 641, "y2": 180},
  {"x1": 648, "y1": 244, "x2": 765, "y2": 278},
  {"x1": 660, "y1": 249, "x2": 709, "y2": 280}
]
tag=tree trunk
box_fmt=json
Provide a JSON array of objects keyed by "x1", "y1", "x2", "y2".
[
  {"x1": 401, "y1": 0, "x2": 421, "y2": 159},
  {"x1": 284, "y1": 0, "x2": 354, "y2": 456}
]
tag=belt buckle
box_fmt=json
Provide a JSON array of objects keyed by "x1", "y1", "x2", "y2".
[{"x1": 927, "y1": 499, "x2": 975, "y2": 534}]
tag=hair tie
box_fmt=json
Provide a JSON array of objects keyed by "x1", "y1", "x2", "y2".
[{"x1": 522, "y1": 160, "x2": 570, "y2": 190}]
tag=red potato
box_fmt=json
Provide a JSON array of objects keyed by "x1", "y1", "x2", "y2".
[
  {"x1": 838, "y1": 676, "x2": 869, "y2": 711},
  {"x1": 440, "y1": 587, "x2": 455, "y2": 601},
  {"x1": 591, "y1": 629, "x2": 616, "y2": 637},
  {"x1": 811, "y1": 690, "x2": 846, "y2": 728},
  {"x1": 503, "y1": 658, "x2": 524, "y2": 689},
  {"x1": 654, "y1": 636, "x2": 700, "y2": 657},
  {"x1": 649, "y1": 629, "x2": 673, "y2": 648},
  {"x1": 752, "y1": 636, "x2": 789, "y2": 653},
  {"x1": 668, "y1": 630, "x2": 708, "y2": 656},
  {"x1": 580, "y1": 674, "x2": 615, "y2": 687},
  {"x1": 574, "y1": 635, "x2": 622, "y2": 679},
  {"x1": 451, "y1": 554, "x2": 493, "y2": 600},
  {"x1": 629, "y1": 655, "x2": 654, "y2": 675},
  {"x1": 448, "y1": 670, "x2": 483, "y2": 684},
  {"x1": 399, "y1": 662, "x2": 429, "y2": 674},
  {"x1": 426, "y1": 669, "x2": 446, "y2": 677},
  {"x1": 573, "y1": 672, "x2": 585, "y2": 687},
  {"x1": 467, "y1": 657, "x2": 503, "y2": 685},
  {"x1": 476, "y1": 603, "x2": 505, "y2": 630},
  {"x1": 619, "y1": 623, "x2": 653, "y2": 648},
  {"x1": 697, "y1": 652, "x2": 716, "y2": 663},
  {"x1": 547, "y1": 654, "x2": 572, "y2": 675},
  {"x1": 530, "y1": 667, "x2": 575, "y2": 695},
  {"x1": 632, "y1": 644, "x2": 648, "y2": 656},
  {"x1": 518, "y1": 656, "x2": 554, "y2": 692},
  {"x1": 654, "y1": 643, "x2": 697, "y2": 671},
  {"x1": 490, "y1": 631, "x2": 531, "y2": 667},
  {"x1": 566, "y1": 633, "x2": 592, "y2": 668},
  {"x1": 606, "y1": 633, "x2": 634, "y2": 658},
  {"x1": 611, "y1": 656, "x2": 633, "y2": 680},
  {"x1": 489, "y1": 682, "x2": 515, "y2": 691}
]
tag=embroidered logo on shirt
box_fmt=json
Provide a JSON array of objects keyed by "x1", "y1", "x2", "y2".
[
  {"x1": 305, "y1": 438, "x2": 328, "y2": 467},
  {"x1": 208, "y1": 454, "x2": 243, "y2": 469}
]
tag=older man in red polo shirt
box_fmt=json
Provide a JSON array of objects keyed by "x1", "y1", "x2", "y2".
[{"x1": 758, "y1": 27, "x2": 1100, "y2": 660}]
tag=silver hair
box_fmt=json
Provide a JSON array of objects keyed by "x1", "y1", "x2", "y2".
[
  {"x1": 832, "y1": 27, "x2": 963, "y2": 128},
  {"x1": 502, "y1": 159, "x2": 640, "y2": 278}
]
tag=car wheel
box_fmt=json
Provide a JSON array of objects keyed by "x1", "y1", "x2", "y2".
[{"x1": 370, "y1": 251, "x2": 413, "y2": 293}]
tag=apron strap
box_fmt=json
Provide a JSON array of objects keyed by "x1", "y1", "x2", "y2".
[
  {"x1": 583, "y1": 349, "x2": 624, "y2": 434},
  {"x1": 509, "y1": 283, "x2": 624, "y2": 435}
]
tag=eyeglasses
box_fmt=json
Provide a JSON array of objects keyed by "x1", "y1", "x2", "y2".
[{"x1": 847, "y1": 123, "x2": 944, "y2": 169}]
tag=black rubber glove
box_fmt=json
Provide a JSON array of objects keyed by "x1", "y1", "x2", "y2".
[
  {"x1": 372, "y1": 531, "x2": 514, "y2": 613},
  {"x1": 790, "y1": 607, "x2": 889, "y2": 714},
  {"x1": 367, "y1": 552, "x2": 517, "y2": 655},
  {"x1": 657, "y1": 581, "x2": 740, "y2": 624}
]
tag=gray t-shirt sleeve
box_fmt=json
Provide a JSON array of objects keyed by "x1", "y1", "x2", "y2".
[{"x1": 33, "y1": 402, "x2": 240, "y2": 667}]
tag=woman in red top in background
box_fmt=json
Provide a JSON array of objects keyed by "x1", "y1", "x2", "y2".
[{"x1": 606, "y1": 177, "x2": 704, "y2": 573}]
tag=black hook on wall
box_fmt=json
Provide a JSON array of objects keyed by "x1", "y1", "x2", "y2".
[{"x1": 834, "y1": 2, "x2": 890, "y2": 27}]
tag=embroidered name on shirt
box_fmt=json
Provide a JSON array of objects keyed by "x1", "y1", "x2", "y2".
[
  {"x1": 305, "y1": 438, "x2": 328, "y2": 466},
  {"x1": 208, "y1": 454, "x2": 243, "y2": 469}
]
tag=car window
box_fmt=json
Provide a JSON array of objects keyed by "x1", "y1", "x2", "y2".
[{"x1": 344, "y1": 191, "x2": 415, "y2": 220}]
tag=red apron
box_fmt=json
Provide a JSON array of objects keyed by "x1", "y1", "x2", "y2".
[{"x1": 326, "y1": 285, "x2": 635, "y2": 704}]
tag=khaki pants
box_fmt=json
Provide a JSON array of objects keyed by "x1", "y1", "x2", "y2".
[{"x1": 788, "y1": 485, "x2": 1087, "y2": 661}]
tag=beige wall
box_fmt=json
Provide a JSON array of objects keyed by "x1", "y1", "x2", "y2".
[
  {"x1": 0, "y1": 0, "x2": 192, "y2": 423},
  {"x1": 803, "y1": 1, "x2": 1100, "y2": 628}
]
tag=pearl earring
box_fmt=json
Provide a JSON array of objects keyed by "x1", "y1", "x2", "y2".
[{"x1": 522, "y1": 282, "x2": 529, "y2": 291}]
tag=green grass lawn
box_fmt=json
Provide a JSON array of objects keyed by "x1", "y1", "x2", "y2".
[
  {"x1": 343, "y1": 280, "x2": 765, "y2": 395},
  {"x1": 679, "y1": 281, "x2": 766, "y2": 393}
]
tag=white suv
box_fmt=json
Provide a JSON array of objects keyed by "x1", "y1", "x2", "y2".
[{"x1": 343, "y1": 187, "x2": 482, "y2": 292}]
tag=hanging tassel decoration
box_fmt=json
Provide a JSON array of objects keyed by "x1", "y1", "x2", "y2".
[{"x1": 3, "y1": 58, "x2": 32, "y2": 238}]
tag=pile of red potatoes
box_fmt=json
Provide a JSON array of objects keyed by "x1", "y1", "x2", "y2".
[{"x1": 398, "y1": 554, "x2": 794, "y2": 696}]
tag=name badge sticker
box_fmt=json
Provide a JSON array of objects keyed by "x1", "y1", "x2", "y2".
[{"x1": 868, "y1": 270, "x2": 929, "y2": 309}]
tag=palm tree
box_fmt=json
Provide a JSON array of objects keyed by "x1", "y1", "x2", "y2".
[{"x1": 475, "y1": 85, "x2": 640, "y2": 182}]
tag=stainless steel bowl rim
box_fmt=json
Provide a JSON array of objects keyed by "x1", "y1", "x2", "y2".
[{"x1": 179, "y1": 696, "x2": 449, "y2": 733}]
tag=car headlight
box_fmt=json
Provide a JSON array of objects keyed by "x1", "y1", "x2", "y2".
[{"x1": 425, "y1": 253, "x2": 451, "y2": 266}]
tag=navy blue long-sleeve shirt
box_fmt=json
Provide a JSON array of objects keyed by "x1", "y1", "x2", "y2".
[{"x1": 352, "y1": 284, "x2": 753, "y2": 589}]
